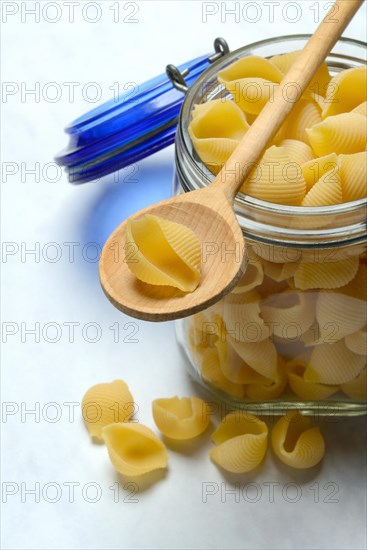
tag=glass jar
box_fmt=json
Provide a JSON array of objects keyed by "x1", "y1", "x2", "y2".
[{"x1": 174, "y1": 35, "x2": 367, "y2": 416}]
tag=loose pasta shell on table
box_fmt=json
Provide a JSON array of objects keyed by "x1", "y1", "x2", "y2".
[
  {"x1": 241, "y1": 145, "x2": 307, "y2": 206},
  {"x1": 126, "y1": 214, "x2": 201, "y2": 292},
  {"x1": 188, "y1": 98, "x2": 249, "y2": 169},
  {"x1": 270, "y1": 50, "x2": 331, "y2": 95},
  {"x1": 352, "y1": 101, "x2": 367, "y2": 117},
  {"x1": 294, "y1": 256, "x2": 359, "y2": 290},
  {"x1": 304, "y1": 341, "x2": 366, "y2": 385},
  {"x1": 341, "y1": 367, "x2": 367, "y2": 400},
  {"x1": 223, "y1": 289, "x2": 271, "y2": 344},
  {"x1": 345, "y1": 328, "x2": 367, "y2": 356},
  {"x1": 245, "y1": 357, "x2": 288, "y2": 401},
  {"x1": 286, "y1": 359, "x2": 339, "y2": 401},
  {"x1": 102, "y1": 423, "x2": 168, "y2": 477},
  {"x1": 152, "y1": 396, "x2": 211, "y2": 440},
  {"x1": 339, "y1": 152, "x2": 367, "y2": 202},
  {"x1": 210, "y1": 412, "x2": 268, "y2": 473},
  {"x1": 279, "y1": 139, "x2": 314, "y2": 168},
  {"x1": 306, "y1": 113, "x2": 367, "y2": 156},
  {"x1": 316, "y1": 290, "x2": 366, "y2": 341},
  {"x1": 301, "y1": 168, "x2": 343, "y2": 207},
  {"x1": 227, "y1": 334, "x2": 278, "y2": 381},
  {"x1": 260, "y1": 289, "x2": 315, "y2": 338},
  {"x1": 82, "y1": 380, "x2": 134, "y2": 441},
  {"x1": 302, "y1": 153, "x2": 338, "y2": 192},
  {"x1": 322, "y1": 66, "x2": 367, "y2": 118},
  {"x1": 199, "y1": 347, "x2": 245, "y2": 398},
  {"x1": 271, "y1": 411, "x2": 325, "y2": 469}
]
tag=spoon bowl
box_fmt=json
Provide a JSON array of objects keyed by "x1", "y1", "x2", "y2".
[{"x1": 99, "y1": 187, "x2": 246, "y2": 321}]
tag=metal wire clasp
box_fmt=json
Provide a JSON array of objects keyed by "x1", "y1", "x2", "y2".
[
  {"x1": 166, "y1": 65, "x2": 190, "y2": 93},
  {"x1": 208, "y1": 37, "x2": 230, "y2": 63},
  {"x1": 166, "y1": 37, "x2": 230, "y2": 94}
]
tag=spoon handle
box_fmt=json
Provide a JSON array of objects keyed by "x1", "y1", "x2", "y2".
[{"x1": 211, "y1": 0, "x2": 363, "y2": 200}]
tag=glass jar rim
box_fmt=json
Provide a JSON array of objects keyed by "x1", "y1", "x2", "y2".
[{"x1": 177, "y1": 34, "x2": 367, "y2": 246}]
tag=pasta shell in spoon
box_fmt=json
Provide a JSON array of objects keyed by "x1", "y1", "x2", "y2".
[{"x1": 126, "y1": 214, "x2": 201, "y2": 292}]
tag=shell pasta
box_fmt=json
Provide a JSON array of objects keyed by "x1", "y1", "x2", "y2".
[
  {"x1": 188, "y1": 55, "x2": 366, "y2": 206},
  {"x1": 102, "y1": 423, "x2": 168, "y2": 477},
  {"x1": 126, "y1": 214, "x2": 201, "y2": 292},
  {"x1": 306, "y1": 113, "x2": 367, "y2": 156},
  {"x1": 210, "y1": 412, "x2": 268, "y2": 473},
  {"x1": 188, "y1": 98, "x2": 249, "y2": 172},
  {"x1": 82, "y1": 380, "x2": 135, "y2": 440},
  {"x1": 271, "y1": 411, "x2": 325, "y2": 469},
  {"x1": 241, "y1": 145, "x2": 306, "y2": 205},
  {"x1": 322, "y1": 66, "x2": 367, "y2": 118},
  {"x1": 152, "y1": 396, "x2": 211, "y2": 440},
  {"x1": 185, "y1": 51, "x2": 366, "y2": 406}
]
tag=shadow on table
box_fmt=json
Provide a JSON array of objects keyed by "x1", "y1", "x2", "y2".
[
  {"x1": 116, "y1": 468, "x2": 168, "y2": 495},
  {"x1": 78, "y1": 159, "x2": 173, "y2": 277}
]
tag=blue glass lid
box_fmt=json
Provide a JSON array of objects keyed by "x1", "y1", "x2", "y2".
[{"x1": 56, "y1": 38, "x2": 229, "y2": 184}]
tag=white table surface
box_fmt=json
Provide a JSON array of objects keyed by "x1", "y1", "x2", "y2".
[{"x1": 1, "y1": 1, "x2": 366, "y2": 549}]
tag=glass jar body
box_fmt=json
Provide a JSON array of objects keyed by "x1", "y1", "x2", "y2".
[{"x1": 174, "y1": 36, "x2": 367, "y2": 415}]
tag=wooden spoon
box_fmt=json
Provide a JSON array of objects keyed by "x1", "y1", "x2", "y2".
[{"x1": 99, "y1": 0, "x2": 362, "y2": 322}]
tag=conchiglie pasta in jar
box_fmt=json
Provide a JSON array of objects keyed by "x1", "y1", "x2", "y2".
[{"x1": 174, "y1": 36, "x2": 367, "y2": 415}]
